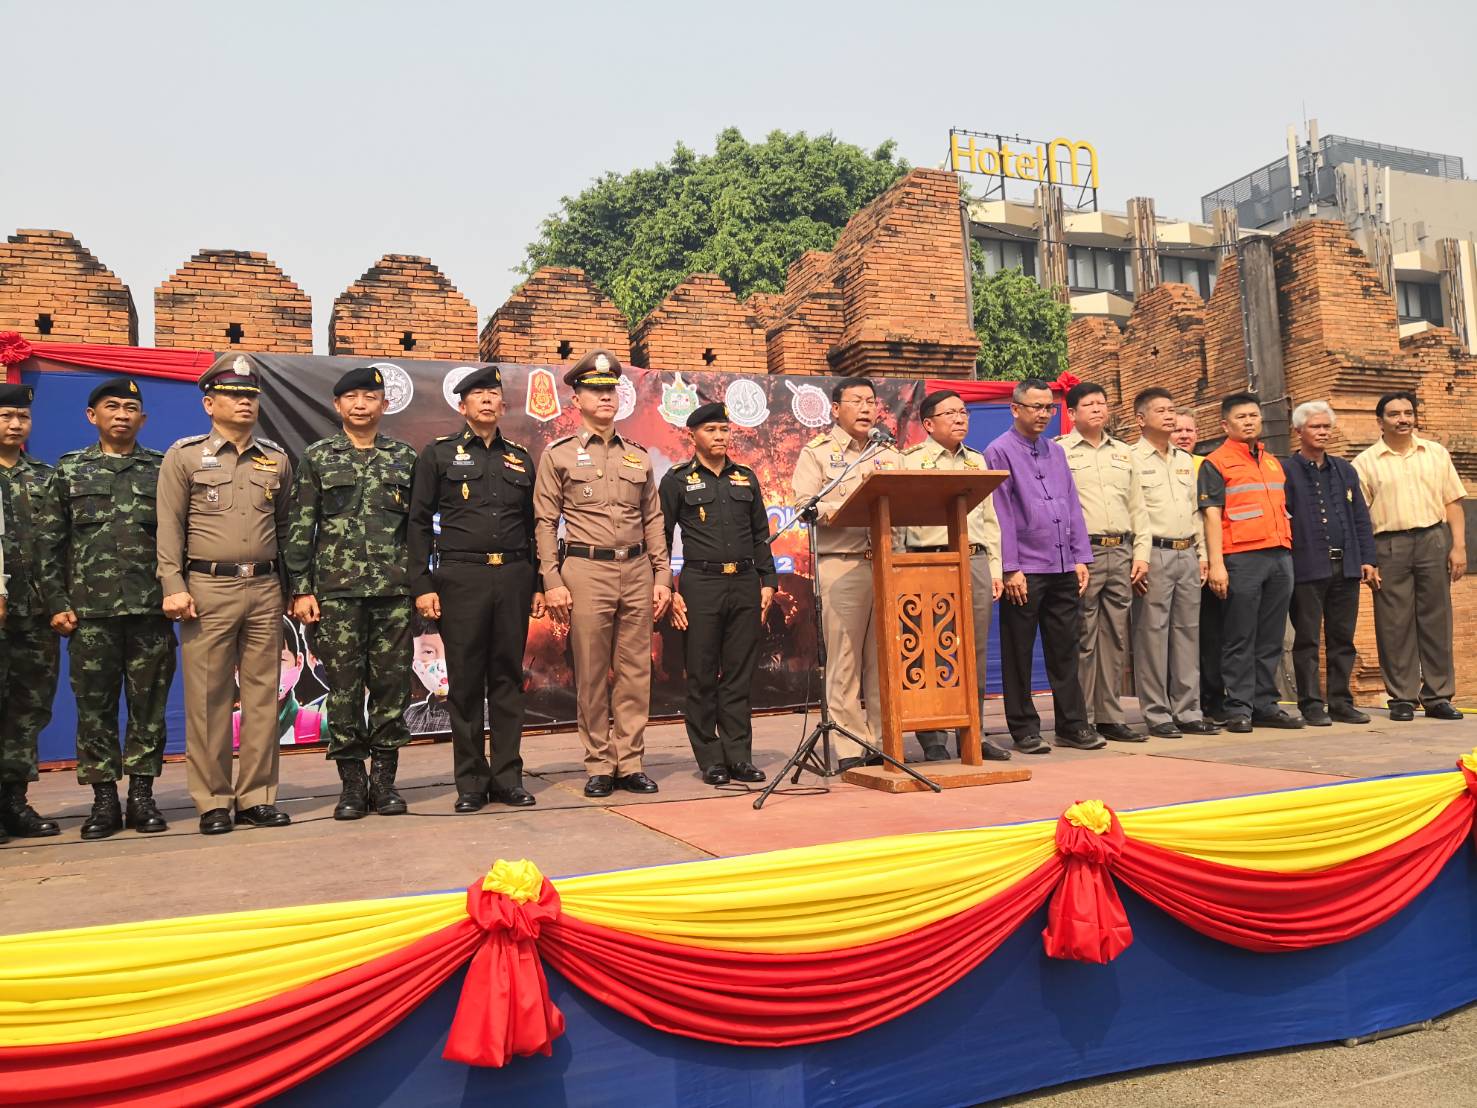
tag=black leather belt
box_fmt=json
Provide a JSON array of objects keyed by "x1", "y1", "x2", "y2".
[
  {"x1": 440, "y1": 549, "x2": 528, "y2": 566},
  {"x1": 910, "y1": 544, "x2": 987, "y2": 556},
  {"x1": 562, "y1": 541, "x2": 646, "y2": 562},
  {"x1": 1090, "y1": 533, "x2": 1128, "y2": 547},
  {"x1": 187, "y1": 559, "x2": 277, "y2": 578},
  {"x1": 1328, "y1": 548, "x2": 1344, "y2": 559},
  {"x1": 1381, "y1": 523, "x2": 1441, "y2": 538},
  {"x1": 685, "y1": 558, "x2": 756, "y2": 575},
  {"x1": 1152, "y1": 537, "x2": 1195, "y2": 551}
]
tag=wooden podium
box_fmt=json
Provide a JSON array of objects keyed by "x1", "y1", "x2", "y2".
[{"x1": 827, "y1": 469, "x2": 1031, "y2": 792}]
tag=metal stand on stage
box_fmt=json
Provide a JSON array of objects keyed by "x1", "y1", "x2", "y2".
[{"x1": 752, "y1": 438, "x2": 940, "y2": 810}]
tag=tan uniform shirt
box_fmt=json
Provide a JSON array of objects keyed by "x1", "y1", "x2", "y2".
[
  {"x1": 532, "y1": 425, "x2": 672, "y2": 591},
  {"x1": 156, "y1": 429, "x2": 293, "y2": 595},
  {"x1": 1352, "y1": 434, "x2": 1468, "y2": 534},
  {"x1": 899, "y1": 439, "x2": 1003, "y2": 580},
  {"x1": 791, "y1": 426, "x2": 902, "y2": 555},
  {"x1": 1059, "y1": 430, "x2": 1149, "y2": 558},
  {"x1": 1130, "y1": 437, "x2": 1205, "y2": 560}
]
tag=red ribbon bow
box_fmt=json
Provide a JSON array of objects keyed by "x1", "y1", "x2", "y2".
[
  {"x1": 0, "y1": 331, "x2": 34, "y2": 367},
  {"x1": 1042, "y1": 800, "x2": 1134, "y2": 964},
  {"x1": 442, "y1": 867, "x2": 566, "y2": 1068},
  {"x1": 1050, "y1": 370, "x2": 1081, "y2": 393}
]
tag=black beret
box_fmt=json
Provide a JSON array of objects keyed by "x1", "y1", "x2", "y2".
[
  {"x1": 87, "y1": 376, "x2": 142, "y2": 408},
  {"x1": 333, "y1": 365, "x2": 386, "y2": 396},
  {"x1": 453, "y1": 365, "x2": 503, "y2": 396},
  {"x1": 686, "y1": 401, "x2": 728, "y2": 429},
  {"x1": 563, "y1": 349, "x2": 623, "y2": 388},
  {"x1": 199, "y1": 354, "x2": 261, "y2": 395},
  {"x1": 0, "y1": 383, "x2": 34, "y2": 407}
]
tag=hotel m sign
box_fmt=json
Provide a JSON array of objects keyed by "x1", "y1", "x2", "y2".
[{"x1": 948, "y1": 129, "x2": 1101, "y2": 190}]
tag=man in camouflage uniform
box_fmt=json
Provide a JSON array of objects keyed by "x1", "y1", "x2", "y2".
[
  {"x1": 0, "y1": 382, "x2": 62, "y2": 840},
  {"x1": 42, "y1": 377, "x2": 175, "y2": 839},
  {"x1": 286, "y1": 365, "x2": 417, "y2": 820}
]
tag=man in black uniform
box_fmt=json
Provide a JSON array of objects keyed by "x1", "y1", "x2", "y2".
[
  {"x1": 408, "y1": 365, "x2": 543, "y2": 812},
  {"x1": 660, "y1": 402, "x2": 775, "y2": 785}
]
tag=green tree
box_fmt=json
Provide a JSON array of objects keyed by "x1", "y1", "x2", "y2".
[
  {"x1": 523, "y1": 128, "x2": 908, "y2": 323},
  {"x1": 971, "y1": 251, "x2": 1070, "y2": 381}
]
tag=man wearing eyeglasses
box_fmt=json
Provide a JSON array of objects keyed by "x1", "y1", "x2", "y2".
[
  {"x1": 984, "y1": 378, "x2": 1103, "y2": 753},
  {"x1": 792, "y1": 378, "x2": 901, "y2": 771},
  {"x1": 900, "y1": 390, "x2": 1011, "y2": 761}
]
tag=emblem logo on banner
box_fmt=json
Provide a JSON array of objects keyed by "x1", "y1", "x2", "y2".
[
  {"x1": 658, "y1": 372, "x2": 699, "y2": 427},
  {"x1": 615, "y1": 376, "x2": 637, "y2": 422},
  {"x1": 525, "y1": 367, "x2": 561, "y2": 422},
  {"x1": 370, "y1": 363, "x2": 415, "y2": 415},
  {"x1": 723, "y1": 378, "x2": 770, "y2": 428},
  {"x1": 785, "y1": 380, "x2": 832, "y2": 428},
  {"x1": 442, "y1": 367, "x2": 478, "y2": 411}
]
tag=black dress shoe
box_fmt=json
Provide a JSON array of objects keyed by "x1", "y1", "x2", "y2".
[
  {"x1": 1388, "y1": 701, "x2": 1416, "y2": 722},
  {"x1": 727, "y1": 762, "x2": 766, "y2": 783},
  {"x1": 1251, "y1": 710, "x2": 1305, "y2": 729},
  {"x1": 1328, "y1": 705, "x2": 1371, "y2": 724},
  {"x1": 1425, "y1": 700, "x2": 1465, "y2": 721},
  {"x1": 837, "y1": 755, "x2": 883, "y2": 772},
  {"x1": 490, "y1": 786, "x2": 536, "y2": 807},
  {"x1": 454, "y1": 791, "x2": 486, "y2": 813},
  {"x1": 702, "y1": 765, "x2": 731, "y2": 785},
  {"x1": 1176, "y1": 719, "x2": 1221, "y2": 735},
  {"x1": 1097, "y1": 723, "x2": 1146, "y2": 743},
  {"x1": 1054, "y1": 729, "x2": 1106, "y2": 750},
  {"x1": 584, "y1": 775, "x2": 615, "y2": 798},
  {"x1": 199, "y1": 808, "x2": 233, "y2": 835},
  {"x1": 1302, "y1": 705, "x2": 1332, "y2": 726},
  {"x1": 1013, "y1": 734, "x2": 1051, "y2": 755},
  {"x1": 981, "y1": 741, "x2": 1012, "y2": 761},
  {"x1": 1225, "y1": 717, "x2": 1253, "y2": 733},
  {"x1": 921, "y1": 743, "x2": 951, "y2": 762},
  {"x1": 235, "y1": 804, "x2": 291, "y2": 827},
  {"x1": 616, "y1": 772, "x2": 659, "y2": 794},
  {"x1": 1148, "y1": 723, "x2": 1183, "y2": 738}
]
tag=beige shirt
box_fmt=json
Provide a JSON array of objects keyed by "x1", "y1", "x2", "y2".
[
  {"x1": 156, "y1": 428, "x2": 293, "y2": 595},
  {"x1": 1352, "y1": 434, "x2": 1467, "y2": 534},
  {"x1": 532, "y1": 425, "x2": 672, "y2": 591},
  {"x1": 1130, "y1": 437, "x2": 1205, "y2": 560},
  {"x1": 791, "y1": 425, "x2": 902, "y2": 555},
  {"x1": 899, "y1": 438, "x2": 1003, "y2": 579},
  {"x1": 1059, "y1": 430, "x2": 1149, "y2": 553}
]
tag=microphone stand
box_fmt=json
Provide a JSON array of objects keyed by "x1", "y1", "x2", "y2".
[{"x1": 752, "y1": 434, "x2": 941, "y2": 810}]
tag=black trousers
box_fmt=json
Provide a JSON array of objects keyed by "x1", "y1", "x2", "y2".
[
  {"x1": 431, "y1": 559, "x2": 534, "y2": 794},
  {"x1": 1221, "y1": 548, "x2": 1294, "y2": 719},
  {"x1": 1199, "y1": 586, "x2": 1225, "y2": 717},
  {"x1": 679, "y1": 568, "x2": 761, "y2": 769},
  {"x1": 999, "y1": 571, "x2": 1088, "y2": 740},
  {"x1": 1289, "y1": 568, "x2": 1360, "y2": 711}
]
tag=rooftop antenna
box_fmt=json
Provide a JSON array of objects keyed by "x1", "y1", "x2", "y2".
[
  {"x1": 1307, "y1": 117, "x2": 1322, "y2": 217},
  {"x1": 1286, "y1": 124, "x2": 1302, "y2": 223}
]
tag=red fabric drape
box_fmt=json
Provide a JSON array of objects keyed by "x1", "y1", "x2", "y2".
[
  {"x1": 1042, "y1": 806, "x2": 1133, "y2": 963},
  {"x1": 17, "y1": 342, "x2": 215, "y2": 382},
  {"x1": 0, "y1": 919, "x2": 482, "y2": 1108},
  {"x1": 537, "y1": 859, "x2": 1063, "y2": 1047},
  {"x1": 443, "y1": 877, "x2": 565, "y2": 1067},
  {"x1": 924, "y1": 371, "x2": 1080, "y2": 403}
]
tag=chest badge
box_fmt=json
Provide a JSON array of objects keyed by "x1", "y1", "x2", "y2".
[
  {"x1": 582, "y1": 486, "x2": 593, "y2": 499},
  {"x1": 461, "y1": 482, "x2": 469, "y2": 500},
  {"x1": 686, "y1": 471, "x2": 702, "y2": 484},
  {"x1": 206, "y1": 487, "x2": 220, "y2": 504},
  {"x1": 699, "y1": 506, "x2": 707, "y2": 523}
]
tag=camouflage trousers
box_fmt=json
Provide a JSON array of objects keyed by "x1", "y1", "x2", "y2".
[
  {"x1": 0, "y1": 611, "x2": 60, "y2": 785},
  {"x1": 309, "y1": 597, "x2": 412, "y2": 761},
  {"x1": 69, "y1": 614, "x2": 178, "y2": 784}
]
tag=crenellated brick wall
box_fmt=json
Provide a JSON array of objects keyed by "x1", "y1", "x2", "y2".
[
  {"x1": 155, "y1": 250, "x2": 311, "y2": 353},
  {"x1": 1066, "y1": 315, "x2": 1124, "y2": 424},
  {"x1": 630, "y1": 273, "x2": 766, "y2": 374},
  {"x1": 479, "y1": 266, "x2": 630, "y2": 365},
  {"x1": 1114, "y1": 283, "x2": 1207, "y2": 439},
  {"x1": 330, "y1": 255, "x2": 477, "y2": 361},
  {"x1": 0, "y1": 229, "x2": 137, "y2": 345}
]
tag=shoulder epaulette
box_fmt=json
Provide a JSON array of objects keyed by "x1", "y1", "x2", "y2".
[
  {"x1": 256, "y1": 437, "x2": 284, "y2": 452},
  {"x1": 58, "y1": 448, "x2": 86, "y2": 460},
  {"x1": 902, "y1": 442, "x2": 926, "y2": 455},
  {"x1": 434, "y1": 431, "x2": 461, "y2": 443},
  {"x1": 623, "y1": 438, "x2": 645, "y2": 451},
  {"x1": 140, "y1": 445, "x2": 166, "y2": 457},
  {"x1": 170, "y1": 433, "x2": 209, "y2": 450},
  {"x1": 546, "y1": 434, "x2": 575, "y2": 449},
  {"x1": 503, "y1": 437, "x2": 527, "y2": 452},
  {"x1": 807, "y1": 433, "x2": 830, "y2": 448}
]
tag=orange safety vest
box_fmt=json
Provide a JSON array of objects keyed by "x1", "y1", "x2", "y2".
[{"x1": 1205, "y1": 439, "x2": 1292, "y2": 554}]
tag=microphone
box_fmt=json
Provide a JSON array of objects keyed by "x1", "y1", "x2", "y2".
[{"x1": 867, "y1": 425, "x2": 895, "y2": 447}]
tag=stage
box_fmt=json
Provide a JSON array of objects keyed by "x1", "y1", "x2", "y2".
[{"x1": 5, "y1": 698, "x2": 1477, "y2": 1107}]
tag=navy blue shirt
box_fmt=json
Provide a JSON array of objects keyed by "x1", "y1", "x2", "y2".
[{"x1": 1282, "y1": 452, "x2": 1376, "y2": 583}]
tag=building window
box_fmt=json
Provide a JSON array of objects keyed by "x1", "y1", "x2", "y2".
[
  {"x1": 1160, "y1": 256, "x2": 1216, "y2": 299},
  {"x1": 976, "y1": 238, "x2": 1035, "y2": 279},
  {"x1": 1068, "y1": 246, "x2": 1131, "y2": 294},
  {"x1": 1396, "y1": 281, "x2": 1443, "y2": 325}
]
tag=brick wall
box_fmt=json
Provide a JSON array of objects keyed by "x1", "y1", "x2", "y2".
[
  {"x1": 330, "y1": 255, "x2": 477, "y2": 361},
  {"x1": 0, "y1": 229, "x2": 137, "y2": 345},
  {"x1": 1114, "y1": 283, "x2": 1207, "y2": 438},
  {"x1": 630, "y1": 273, "x2": 767, "y2": 374},
  {"x1": 479, "y1": 266, "x2": 631, "y2": 365},
  {"x1": 155, "y1": 249, "x2": 311, "y2": 352},
  {"x1": 1066, "y1": 316, "x2": 1123, "y2": 417}
]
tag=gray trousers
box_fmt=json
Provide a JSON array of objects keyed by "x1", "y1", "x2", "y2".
[
  {"x1": 1221, "y1": 548, "x2": 1295, "y2": 719},
  {"x1": 1373, "y1": 524, "x2": 1455, "y2": 706},
  {"x1": 1131, "y1": 545, "x2": 1203, "y2": 728},
  {"x1": 918, "y1": 551, "x2": 994, "y2": 752},
  {"x1": 1080, "y1": 543, "x2": 1131, "y2": 726}
]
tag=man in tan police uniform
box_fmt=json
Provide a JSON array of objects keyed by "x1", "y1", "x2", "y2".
[
  {"x1": 534, "y1": 350, "x2": 672, "y2": 798},
  {"x1": 1058, "y1": 381, "x2": 1149, "y2": 742},
  {"x1": 791, "y1": 377, "x2": 901, "y2": 771},
  {"x1": 900, "y1": 389, "x2": 1011, "y2": 762},
  {"x1": 157, "y1": 354, "x2": 293, "y2": 835}
]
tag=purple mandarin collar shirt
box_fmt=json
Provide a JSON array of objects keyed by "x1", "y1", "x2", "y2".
[{"x1": 984, "y1": 426, "x2": 1093, "y2": 574}]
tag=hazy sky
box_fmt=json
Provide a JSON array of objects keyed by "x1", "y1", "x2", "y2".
[{"x1": 6, "y1": 0, "x2": 1475, "y2": 352}]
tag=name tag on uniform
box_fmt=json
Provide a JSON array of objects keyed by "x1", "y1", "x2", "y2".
[
  {"x1": 1175, "y1": 467, "x2": 1192, "y2": 477},
  {"x1": 200, "y1": 455, "x2": 220, "y2": 469},
  {"x1": 576, "y1": 452, "x2": 592, "y2": 466},
  {"x1": 686, "y1": 479, "x2": 707, "y2": 490}
]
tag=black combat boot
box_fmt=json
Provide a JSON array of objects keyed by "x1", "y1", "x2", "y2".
[
  {"x1": 81, "y1": 781, "x2": 124, "y2": 840},
  {"x1": 334, "y1": 759, "x2": 370, "y2": 821},
  {"x1": 368, "y1": 750, "x2": 407, "y2": 816},
  {"x1": 1, "y1": 781, "x2": 61, "y2": 838},
  {"x1": 125, "y1": 776, "x2": 168, "y2": 833}
]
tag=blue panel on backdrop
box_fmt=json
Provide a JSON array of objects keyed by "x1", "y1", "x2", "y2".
[
  {"x1": 18, "y1": 368, "x2": 198, "y2": 764},
  {"x1": 278, "y1": 849, "x2": 1477, "y2": 1108},
  {"x1": 962, "y1": 400, "x2": 1059, "y2": 698}
]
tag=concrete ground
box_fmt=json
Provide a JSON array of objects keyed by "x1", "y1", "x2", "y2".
[{"x1": 5, "y1": 695, "x2": 1475, "y2": 1105}]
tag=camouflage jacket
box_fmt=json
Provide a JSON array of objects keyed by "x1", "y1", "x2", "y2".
[
  {"x1": 0, "y1": 453, "x2": 62, "y2": 619},
  {"x1": 43, "y1": 443, "x2": 166, "y2": 619},
  {"x1": 284, "y1": 432, "x2": 417, "y2": 600}
]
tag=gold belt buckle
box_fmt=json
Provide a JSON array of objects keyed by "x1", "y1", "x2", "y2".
[
  {"x1": 486, "y1": 552, "x2": 504, "y2": 566},
  {"x1": 1100, "y1": 535, "x2": 1121, "y2": 548},
  {"x1": 237, "y1": 563, "x2": 256, "y2": 578},
  {"x1": 613, "y1": 547, "x2": 629, "y2": 561},
  {"x1": 1174, "y1": 538, "x2": 1192, "y2": 551},
  {"x1": 722, "y1": 562, "x2": 737, "y2": 575}
]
